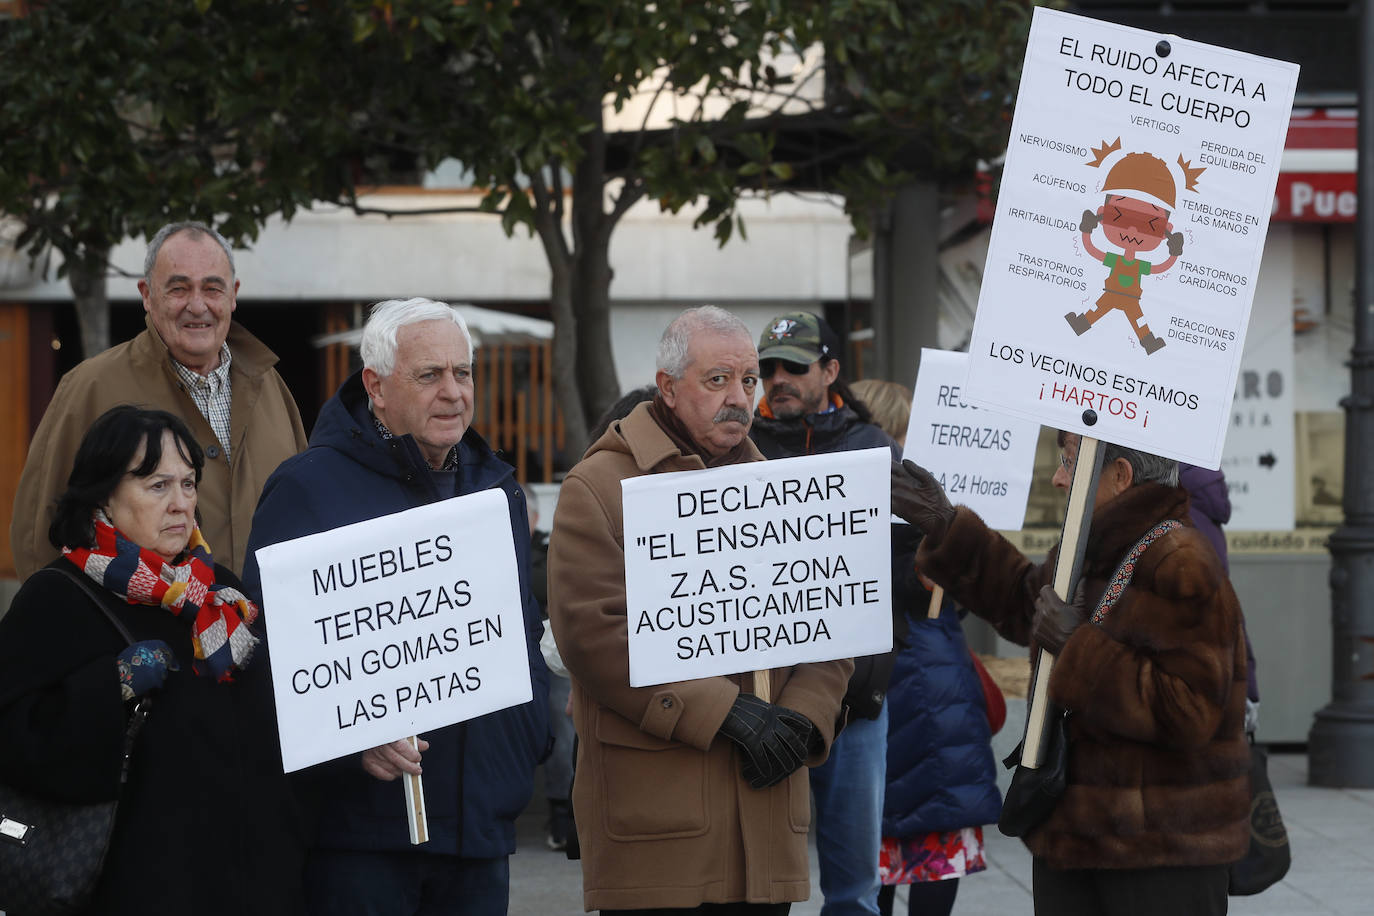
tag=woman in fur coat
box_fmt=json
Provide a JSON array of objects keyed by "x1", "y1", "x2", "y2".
[{"x1": 890, "y1": 432, "x2": 1249, "y2": 916}]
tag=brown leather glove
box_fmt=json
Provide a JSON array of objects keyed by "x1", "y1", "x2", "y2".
[
  {"x1": 1032, "y1": 583, "x2": 1087, "y2": 655},
  {"x1": 891, "y1": 459, "x2": 955, "y2": 542}
]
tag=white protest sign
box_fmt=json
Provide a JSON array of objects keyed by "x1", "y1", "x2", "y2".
[
  {"x1": 623, "y1": 448, "x2": 892, "y2": 688},
  {"x1": 965, "y1": 7, "x2": 1298, "y2": 468},
  {"x1": 256, "y1": 489, "x2": 533, "y2": 772},
  {"x1": 902, "y1": 348, "x2": 1041, "y2": 531}
]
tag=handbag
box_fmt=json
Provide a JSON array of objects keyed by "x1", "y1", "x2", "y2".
[
  {"x1": 1228, "y1": 740, "x2": 1291, "y2": 895},
  {"x1": 969, "y1": 649, "x2": 1007, "y2": 735},
  {"x1": 997, "y1": 703, "x2": 1069, "y2": 837},
  {"x1": 997, "y1": 519, "x2": 1181, "y2": 838},
  {"x1": 0, "y1": 566, "x2": 153, "y2": 916}
]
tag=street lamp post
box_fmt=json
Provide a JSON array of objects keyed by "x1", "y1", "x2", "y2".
[{"x1": 1309, "y1": 0, "x2": 1374, "y2": 787}]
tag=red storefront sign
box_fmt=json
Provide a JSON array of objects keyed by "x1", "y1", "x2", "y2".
[
  {"x1": 1274, "y1": 108, "x2": 1357, "y2": 223},
  {"x1": 1273, "y1": 172, "x2": 1357, "y2": 222}
]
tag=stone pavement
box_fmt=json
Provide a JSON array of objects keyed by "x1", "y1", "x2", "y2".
[{"x1": 511, "y1": 743, "x2": 1374, "y2": 914}]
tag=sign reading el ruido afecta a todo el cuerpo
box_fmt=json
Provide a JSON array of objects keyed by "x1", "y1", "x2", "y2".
[
  {"x1": 622, "y1": 447, "x2": 892, "y2": 688},
  {"x1": 902, "y1": 348, "x2": 1041, "y2": 532},
  {"x1": 255, "y1": 489, "x2": 533, "y2": 772},
  {"x1": 964, "y1": 7, "x2": 1298, "y2": 468}
]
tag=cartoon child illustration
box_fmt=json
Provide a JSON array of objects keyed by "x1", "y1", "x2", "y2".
[{"x1": 1065, "y1": 140, "x2": 1203, "y2": 356}]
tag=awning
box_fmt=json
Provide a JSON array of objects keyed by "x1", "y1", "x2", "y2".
[
  {"x1": 312, "y1": 303, "x2": 553, "y2": 349},
  {"x1": 1274, "y1": 107, "x2": 1356, "y2": 222}
]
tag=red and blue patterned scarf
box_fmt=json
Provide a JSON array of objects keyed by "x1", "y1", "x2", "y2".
[{"x1": 63, "y1": 512, "x2": 260, "y2": 682}]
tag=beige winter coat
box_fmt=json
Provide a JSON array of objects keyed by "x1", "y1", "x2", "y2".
[
  {"x1": 11, "y1": 315, "x2": 308, "y2": 577},
  {"x1": 548, "y1": 403, "x2": 852, "y2": 911}
]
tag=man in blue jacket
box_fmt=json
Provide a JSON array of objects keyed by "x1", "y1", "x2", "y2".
[{"x1": 243, "y1": 297, "x2": 549, "y2": 916}]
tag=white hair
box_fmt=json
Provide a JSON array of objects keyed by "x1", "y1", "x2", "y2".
[
  {"x1": 361, "y1": 298, "x2": 475, "y2": 377},
  {"x1": 144, "y1": 221, "x2": 236, "y2": 279},
  {"x1": 657, "y1": 305, "x2": 753, "y2": 379}
]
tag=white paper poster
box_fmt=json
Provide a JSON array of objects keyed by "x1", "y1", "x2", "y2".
[
  {"x1": 965, "y1": 7, "x2": 1298, "y2": 468},
  {"x1": 256, "y1": 490, "x2": 533, "y2": 772},
  {"x1": 622, "y1": 448, "x2": 892, "y2": 687},
  {"x1": 902, "y1": 348, "x2": 1041, "y2": 531}
]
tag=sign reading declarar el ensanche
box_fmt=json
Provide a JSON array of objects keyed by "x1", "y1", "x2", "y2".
[
  {"x1": 256, "y1": 489, "x2": 532, "y2": 772},
  {"x1": 622, "y1": 447, "x2": 892, "y2": 688}
]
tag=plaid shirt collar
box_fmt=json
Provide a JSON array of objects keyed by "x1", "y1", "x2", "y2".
[
  {"x1": 171, "y1": 342, "x2": 233, "y2": 387},
  {"x1": 171, "y1": 343, "x2": 233, "y2": 459},
  {"x1": 371, "y1": 414, "x2": 461, "y2": 471}
]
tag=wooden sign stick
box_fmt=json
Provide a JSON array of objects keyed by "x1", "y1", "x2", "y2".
[
  {"x1": 403, "y1": 735, "x2": 429, "y2": 844},
  {"x1": 926, "y1": 585, "x2": 944, "y2": 620},
  {"x1": 1019, "y1": 435, "x2": 1104, "y2": 769},
  {"x1": 753, "y1": 669, "x2": 771, "y2": 700}
]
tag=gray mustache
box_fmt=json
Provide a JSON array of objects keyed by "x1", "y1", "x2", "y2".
[{"x1": 713, "y1": 406, "x2": 752, "y2": 425}]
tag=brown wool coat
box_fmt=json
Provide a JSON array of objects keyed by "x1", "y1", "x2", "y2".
[
  {"x1": 11, "y1": 316, "x2": 308, "y2": 578},
  {"x1": 547, "y1": 403, "x2": 852, "y2": 911},
  {"x1": 917, "y1": 482, "x2": 1250, "y2": 871}
]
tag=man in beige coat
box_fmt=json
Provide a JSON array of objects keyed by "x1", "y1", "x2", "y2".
[
  {"x1": 11, "y1": 221, "x2": 307, "y2": 578},
  {"x1": 548, "y1": 306, "x2": 852, "y2": 914}
]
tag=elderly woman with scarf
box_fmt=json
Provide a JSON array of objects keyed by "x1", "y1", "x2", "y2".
[{"x1": 0, "y1": 405, "x2": 305, "y2": 915}]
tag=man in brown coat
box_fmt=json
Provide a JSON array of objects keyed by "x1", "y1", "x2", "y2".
[
  {"x1": 892, "y1": 433, "x2": 1249, "y2": 916},
  {"x1": 11, "y1": 221, "x2": 308, "y2": 577},
  {"x1": 548, "y1": 306, "x2": 852, "y2": 914}
]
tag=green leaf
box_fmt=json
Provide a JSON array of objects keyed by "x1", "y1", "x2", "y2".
[{"x1": 694, "y1": 135, "x2": 717, "y2": 165}]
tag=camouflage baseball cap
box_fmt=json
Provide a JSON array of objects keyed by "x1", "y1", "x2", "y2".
[{"x1": 757, "y1": 311, "x2": 840, "y2": 364}]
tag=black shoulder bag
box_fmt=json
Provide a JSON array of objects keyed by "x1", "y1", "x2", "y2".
[{"x1": 0, "y1": 566, "x2": 153, "y2": 916}]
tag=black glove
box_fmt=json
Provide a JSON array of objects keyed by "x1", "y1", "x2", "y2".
[
  {"x1": 1080, "y1": 209, "x2": 1101, "y2": 233},
  {"x1": 1032, "y1": 583, "x2": 1087, "y2": 655},
  {"x1": 891, "y1": 459, "x2": 956, "y2": 542},
  {"x1": 1167, "y1": 231, "x2": 1185, "y2": 257},
  {"x1": 718, "y1": 693, "x2": 814, "y2": 789}
]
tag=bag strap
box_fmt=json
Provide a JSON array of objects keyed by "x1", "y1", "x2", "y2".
[
  {"x1": 37, "y1": 564, "x2": 137, "y2": 647},
  {"x1": 1090, "y1": 520, "x2": 1182, "y2": 625},
  {"x1": 36, "y1": 564, "x2": 153, "y2": 784}
]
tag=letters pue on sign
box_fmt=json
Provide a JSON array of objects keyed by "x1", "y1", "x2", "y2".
[
  {"x1": 256, "y1": 489, "x2": 533, "y2": 772},
  {"x1": 963, "y1": 7, "x2": 1298, "y2": 468},
  {"x1": 622, "y1": 447, "x2": 893, "y2": 688}
]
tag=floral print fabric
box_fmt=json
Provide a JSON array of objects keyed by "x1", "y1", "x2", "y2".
[{"x1": 879, "y1": 827, "x2": 987, "y2": 885}]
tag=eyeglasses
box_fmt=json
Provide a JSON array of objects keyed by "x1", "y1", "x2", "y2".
[
  {"x1": 1102, "y1": 204, "x2": 1166, "y2": 234},
  {"x1": 760, "y1": 358, "x2": 813, "y2": 377},
  {"x1": 1058, "y1": 451, "x2": 1075, "y2": 471}
]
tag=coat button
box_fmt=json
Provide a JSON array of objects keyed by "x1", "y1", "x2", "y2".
[
  {"x1": 206, "y1": 445, "x2": 221, "y2": 459},
  {"x1": 661, "y1": 697, "x2": 674, "y2": 710}
]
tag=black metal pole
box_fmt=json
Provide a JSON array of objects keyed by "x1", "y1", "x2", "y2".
[{"x1": 1308, "y1": 0, "x2": 1374, "y2": 787}]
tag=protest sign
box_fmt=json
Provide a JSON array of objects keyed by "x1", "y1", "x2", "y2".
[
  {"x1": 903, "y1": 348, "x2": 1041, "y2": 531},
  {"x1": 623, "y1": 447, "x2": 892, "y2": 687},
  {"x1": 256, "y1": 489, "x2": 532, "y2": 773},
  {"x1": 964, "y1": 7, "x2": 1298, "y2": 468}
]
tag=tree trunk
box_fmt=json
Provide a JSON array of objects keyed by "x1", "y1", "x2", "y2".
[
  {"x1": 529, "y1": 165, "x2": 592, "y2": 464},
  {"x1": 568, "y1": 112, "x2": 623, "y2": 440},
  {"x1": 548, "y1": 251, "x2": 589, "y2": 462},
  {"x1": 67, "y1": 249, "x2": 110, "y2": 358}
]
